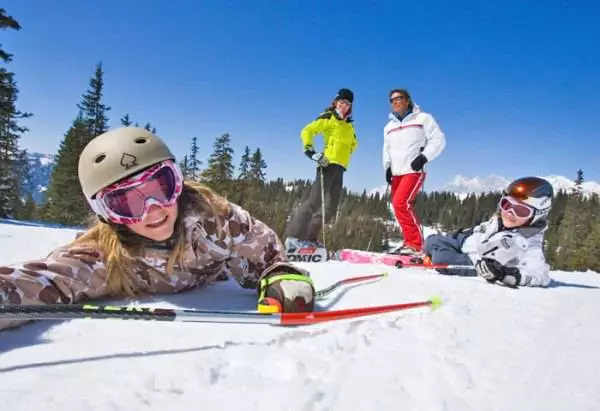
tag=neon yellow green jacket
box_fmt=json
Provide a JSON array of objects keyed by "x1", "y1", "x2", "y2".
[{"x1": 300, "y1": 109, "x2": 358, "y2": 169}]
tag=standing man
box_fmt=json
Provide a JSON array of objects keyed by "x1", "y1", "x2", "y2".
[{"x1": 383, "y1": 88, "x2": 446, "y2": 256}]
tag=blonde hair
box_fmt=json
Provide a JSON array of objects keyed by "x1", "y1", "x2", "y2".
[{"x1": 72, "y1": 180, "x2": 230, "y2": 297}]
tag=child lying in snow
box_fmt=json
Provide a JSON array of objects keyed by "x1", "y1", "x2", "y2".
[
  {"x1": 0, "y1": 127, "x2": 314, "y2": 331},
  {"x1": 424, "y1": 177, "x2": 554, "y2": 288}
]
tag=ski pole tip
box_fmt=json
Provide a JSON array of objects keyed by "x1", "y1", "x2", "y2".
[{"x1": 429, "y1": 295, "x2": 443, "y2": 310}]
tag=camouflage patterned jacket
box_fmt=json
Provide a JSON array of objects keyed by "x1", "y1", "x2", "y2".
[{"x1": 0, "y1": 201, "x2": 306, "y2": 330}]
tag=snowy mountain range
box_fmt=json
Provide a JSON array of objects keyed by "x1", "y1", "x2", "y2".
[
  {"x1": 370, "y1": 174, "x2": 600, "y2": 199},
  {"x1": 21, "y1": 152, "x2": 600, "y2": 204},
  {"x1": 443, "y1": 174, "x2": 600, "y2": 198},
  {"x1": 22, "y1": 152, "x2": 56, "y2": 203}
]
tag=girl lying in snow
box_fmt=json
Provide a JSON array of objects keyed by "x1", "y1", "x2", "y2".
[
  {"x1": 0, "y1": 127, "x2": 314, "y2": 330},
  {"x1": 424, "y1": 177, "x2": 554, "y2": 288}
]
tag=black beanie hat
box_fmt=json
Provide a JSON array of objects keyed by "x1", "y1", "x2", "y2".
[{"x1": 336, "y1": 88, "x2": 354, "y2": 103}]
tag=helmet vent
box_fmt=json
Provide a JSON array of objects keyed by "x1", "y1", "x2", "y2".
[
  {"x1": 94, "y1": 154, "x2": 106, "y2": 164},
  {"x1": 134, "y1": 137, "x2": 147, "y2": 144}
]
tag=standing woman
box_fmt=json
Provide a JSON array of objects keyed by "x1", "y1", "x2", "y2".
[
  {"x1": 284, "y1": 88, "x2": 358, "y2": 253},
  {"x1": 383, "y1": 89, "x2": 446, "y2": 256}
]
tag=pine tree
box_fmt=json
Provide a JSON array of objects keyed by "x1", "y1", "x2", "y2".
[
  {"x1": 120, "y1": 113, "x2": 133, "y2": 126},
  {"x1": 41, "y1": 116, "x2": 91, "y2": 225},
  {"x1": 179, "y1": 154, "x2": 190, "y2": 179},
  {"x1": 572, "y1": 216, "x2": 600, "y2": 272},
  {"x1": 120, "y1": 114, "x2": 156, "y2": 133},
  {"x1": 11, "y1": 149, "x2": 30, "y2": 216},
  {"x1": 553, "y1": 195, "x2": 587, "y2": 270},
  {"x1": 76, "y1": 62, "x2": 110, "y2": 138},
  {"x1": 143, "y1": 122, "x2": 157, "y2": 134},
  {"x1": 200, "y1": 133, "x2": 234, "y2": 189},
  {"x1": 42, "y1": 118, "x2": 90, "y2": 224},
  {"x1": 188, "y1": 136, "x2": 201, "y2": 180},
  {"x1": 574, "y1": 169, "x2": 584, "y2": 197},
  {"x1": 0, "y1": 8, "x2": 21, "y2": 63},
  {"x1": 238, "y1": 146, "x2": 251, "y2": 180},
  {"x1": 0, "y1": 9, "x2": 31, "y2": 218},
  {"x1": 42, "y1": 64, "x2": 112, "y2": 224},
  {"x1": 249, "y1": 148, "x2": 267, "y2": 182}
]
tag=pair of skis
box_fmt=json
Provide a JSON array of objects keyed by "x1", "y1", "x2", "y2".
[
  {"x1": 0, "y1": 272, "x2": 442, "y2": 327},
  {"x1": 335, "y1": 248, "x2": 475, "y2": 270}
]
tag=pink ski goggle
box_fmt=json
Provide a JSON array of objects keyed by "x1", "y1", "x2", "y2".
[
  {"x1": 91, "y1": 160, "x2": 183, "y2": 225},
  {"x1": 499, "y1": 196, "x2": 535, "y2": 219}
]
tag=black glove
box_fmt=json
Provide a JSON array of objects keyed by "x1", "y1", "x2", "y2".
[
  {"x1": 258, "y1": 272, "x2": 315, "y2": 313},
  {"x1": 410, "y1": 154, "x2": 428, "y2": 172},
  {"x1": 304, "y1": 145, "x2": 329, "y2": 167},
  {"x1": 304, "y1": 145, "x2": 316, "y2": 160},
  {"x1": 475, "y1": 258, "x2": 522, "y2": 288},
  {"x1": 385, "y1": 167, "x2": 392, "y2": 185}
]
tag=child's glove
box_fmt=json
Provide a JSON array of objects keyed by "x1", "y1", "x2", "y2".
[
  {"x1": 258, "y1": 272, "x2": 315, "y2": 313},
  {"x1": 475, "y1": 258, "x2": 522, "y2": 288}
]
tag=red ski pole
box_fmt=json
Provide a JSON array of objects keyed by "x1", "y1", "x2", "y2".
[
  {"x1": 280, "y1": 295, "x2": 442, "y2": 325},
  {"x1": 0, "y1": 295, "x2": 442, "y2": 327}
]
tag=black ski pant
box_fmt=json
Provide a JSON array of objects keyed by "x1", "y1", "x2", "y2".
[
  {"x1": 424, "y1": 233, "x2": 476, "y2": 276},
  {"x1": 285, "y1": 164, "x2": 344, "y2": 243}
]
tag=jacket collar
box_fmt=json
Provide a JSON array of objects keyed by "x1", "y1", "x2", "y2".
[
  {"x1": 327, "y1": 108, "x2": 353, "y2": 123},
  {"x1": 496, "y1": 215, "x2": 548, "y2": 237},
  {"x1": 388, "y1": 102, "x2": 421, "y2": 123}
]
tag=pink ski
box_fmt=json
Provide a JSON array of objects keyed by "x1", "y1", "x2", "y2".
[{"x1": 335, "y1": 249, "x2": 421, "y2": 267}]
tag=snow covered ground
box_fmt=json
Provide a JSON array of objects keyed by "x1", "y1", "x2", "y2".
[{"x1": 1, "y1": 221, "x2": 599, "y2": 411}]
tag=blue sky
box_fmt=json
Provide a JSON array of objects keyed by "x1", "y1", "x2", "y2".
[{"x1": 2, "y1": 0, "x2": 599, "y2": 193}]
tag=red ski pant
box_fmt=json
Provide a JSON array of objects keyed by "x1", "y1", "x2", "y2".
[{"x1": 391, "y1": 172, "x2": 426, "y2": 251}]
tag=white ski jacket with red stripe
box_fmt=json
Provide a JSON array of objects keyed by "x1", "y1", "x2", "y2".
[{"x1": 383, "y1": 104, "x2": 446, "y2": 176}]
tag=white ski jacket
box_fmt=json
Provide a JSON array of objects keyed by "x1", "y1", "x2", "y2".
[
  {"x1": 383, "y1": 104, "x2": 446, "y2": 176},
  {"x1": 461, "y1": 216, "x2": 552, "y2": 287}
]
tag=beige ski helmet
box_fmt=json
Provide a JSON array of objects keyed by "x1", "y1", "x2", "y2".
[{"x1": 78, "y1": 127, "x2": 176, "y2": 199}]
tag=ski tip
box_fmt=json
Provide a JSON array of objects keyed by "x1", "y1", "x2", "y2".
[
  {"x1": 429, "y1": 295, "x2": 443, "y2": 310},
  {"x1": 382, "y1": 271, "x2": 389, "y2": 278},
  {"x1": 257, "y1": 297, "x2": 282, "y2": 314}
]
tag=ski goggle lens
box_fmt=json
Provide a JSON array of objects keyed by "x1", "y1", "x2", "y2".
[
  {"x1": 499, "y1": 196, "x2": 534, "y2": 219},
  {"x1": 101, "y1": 164, "x2": 178, "y2": 218}
]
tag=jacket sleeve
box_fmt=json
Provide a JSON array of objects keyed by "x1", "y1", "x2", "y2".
[
  {"x1": 300, "y1": 114, "x2": 331, "y2": 149},
  {"x1": 421, "y1": 113, "x2": 446, "y2": 162},
  {"x1": 383, "y1": 127, "x2": 391, "y2": 171},
  {"x1": 224, "y1": 203, "x2": 309, "y2": 289},
  {"x1": 516, "y1": 236, "x2": 552, "y2": 287},
  {"x1": 0, "y1": 245, "x2": 110, "y2": 330}
]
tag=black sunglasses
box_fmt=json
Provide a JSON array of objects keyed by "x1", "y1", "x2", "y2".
[{"x1": 389, "y1": 96, "x2": 407, "y2": 103}]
